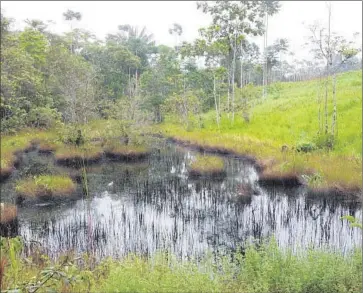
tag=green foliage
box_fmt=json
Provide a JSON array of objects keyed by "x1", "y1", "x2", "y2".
[
  {"x1": 162, "y1": 91, "x2": 202, "y2": 128},
  {"x1": 296, "y1": 142, "x2": 317, "y2": 153},
  {"x1": 27, "y1": 107, "x2": 62, "y2": 129},
  {"x1": 157, "y1": 70, "x2": 362, "y2": 189},
  {"x1": 314, "y1": 133, "x2": 335, "y2": 150},
  {"x1": 341, "y1": 216, "x2": 363, "y2": 229},
  {"x1": 18, "y1": 28, "x2": 48, "y2": 66},
  {"x1": 15, "y1": 175, "x2": 76, "y2": 198},
  {"x1": 301, "y1": 172, "x2": 323, "y2": 187},
  {"x1": 235, "y1": 83, "x2": 261, "y2": 121},
  {"x1": 101, "y1": 240, "x2": 362, "y2": 293},
  {"x1": 0, "y1": 236, "x2": 362, "y2": 293},
  {"x1": 59, "y1": 124, "x2": 88, "y2": 145},
  {"x1": 0, "y1": 236, "x2": 103, "y2": 292},
  {"x1": 268, "y1": 82, "x2": 283, "y2": 100}
]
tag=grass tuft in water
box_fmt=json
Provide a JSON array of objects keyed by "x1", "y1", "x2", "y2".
[
  {"x1": 189, "y1": 155, "x2": 225, "y2": 177},
  {"x1": 55, "y1": 145, "x2": 103, "y2": 166},
  {"x1": 104, "y1": 142, "x2": 150, "y2": 161},
  {"x1": 15, "y1": 175, "x2": 76, "y2": 199}
]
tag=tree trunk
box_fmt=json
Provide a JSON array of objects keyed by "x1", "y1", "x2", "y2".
[
  {"x1": 135, "y1": 69, "x2": 138, "y2": 97},
  {"x1": 262, "y1": 11, "x2": 269, "y2": 99},
  {"x1": 324, "y1": 65, "x2": 329, "y2": 135},
  {"x1": 227, "y1": 74, "x2": 230, "y2": 118},
  {"x1": 183, "y1": 76, "x2": 188, "y2": 129},
  {"x1": 331, "y1": 72, "x2": 337, "y2": 136},
  {"x1": 317, "y1": 76, "x2": 322, "y2": 134},
  {"x1": 240, "y1": 41, "x2": 243, "y2": 89},
  {"x1": 231, "y1": 35, "x2": 237, "y2": 124},
  {"x1": 128, "y1": 68, "x2": 132, "y2": 98},
  {"x1": 213, "y1": 72, "x2": 220, "y2": 128}
]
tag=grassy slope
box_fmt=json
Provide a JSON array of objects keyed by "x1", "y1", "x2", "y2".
[{"x1": 156, "y1": 70, "x2": 362, "y2": 189}]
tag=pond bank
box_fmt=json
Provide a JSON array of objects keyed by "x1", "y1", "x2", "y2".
[
  {"x1": 1, "y1": 236, "x2": 361, "y2": 293},
  {"x1": 150, "y1": 124, "x2": 362, "y2": 200}
]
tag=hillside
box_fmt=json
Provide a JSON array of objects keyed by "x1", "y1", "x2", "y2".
[{"x1": 157, "y1": 70, "x2": 362, "y2": 190}]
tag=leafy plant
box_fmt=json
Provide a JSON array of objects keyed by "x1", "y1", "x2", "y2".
[
  {"x1": 296, "y1": 142, "x2": 317, "y2": 153},
  {"x1": 341, "y1": 216, "x2": 363, "y2": 229}
]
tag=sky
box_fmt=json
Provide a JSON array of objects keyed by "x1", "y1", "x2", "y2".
[{"x1": 1, "y1": 1, "x2": 362, "y2": 61}]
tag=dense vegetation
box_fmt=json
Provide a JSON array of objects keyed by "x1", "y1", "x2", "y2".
[
  {"x1": 1, "y1": 2, "x2": 361, "y2": 190},
  {"x1": 0, "y1": 1, "x2": 362, "y2": 292},
  {"x1": 1, "y1": 237, "x2": 362, "y2": 293},
  {"x1": 158, "y1": 70, "x2": 362, "y2": 190}
]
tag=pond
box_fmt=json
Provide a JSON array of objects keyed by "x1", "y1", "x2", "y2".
[{"x1": 1, "y1": 139, "x2": 362, "y2": 260}]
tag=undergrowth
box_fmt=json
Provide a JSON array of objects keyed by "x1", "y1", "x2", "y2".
[{"x1": 0, "y1": 237, "x2": 361, "y2": 293}]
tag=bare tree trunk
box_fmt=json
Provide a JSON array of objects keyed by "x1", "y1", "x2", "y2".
[
  {"x1": 135, "y1": 69, "x2": 138, "y2": 97},
  {"x1": 213, "y1": 72, "x2": 220, "y2": 129},
  {"x1": 331, "y1": 72, "x2": 337, "y2": 136},
  {"x1": 128, "y1": 68, "x2": 132, "y2": 98},
  {"x1": 325, "y1": 1, "x2": 332, "y2": 135},
  {"x1": 231, "y1": 34, "x2": 237, "y2": 124},
  {"x1": 227, "y1": 73, "x2": 230, "y2": 118},
  {"x1": 183, "y1": 76, "x2": 189, "y2": 129},
  {"x1": 324, "y1": 65, "x2": 329, "y2": 134},
  {"x1": 317, "y1": 76, "x2": 322, "y2": 134},
  {"x1": 262, "y1": 11, "x2": 268, "y2": 99},
  {"x1": 240, "y1": 41, "x2": 243, "y2": 89}
]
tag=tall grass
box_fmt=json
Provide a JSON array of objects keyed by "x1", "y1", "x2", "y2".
[
  {"x1": 2, "y1": 237, "x2": 361, "y2": 293},
  {"x1": 155, "y1": 70, "x2": 362, "y2": 189}
]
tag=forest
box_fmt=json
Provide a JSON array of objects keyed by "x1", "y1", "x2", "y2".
[{"x1": 0, "y1": 1, "x2": 362, "y2": 292}]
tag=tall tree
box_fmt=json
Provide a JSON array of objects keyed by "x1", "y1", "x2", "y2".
[
  {"x1": 307, "y1": 1, "x2": 360, "y2": 143},
  {"x1": 197, "y1": 0, "x2": 280, "y2": 122},
  {"x1": 169, "y1": 23, "x2": 183, "y2": 51},
  {"x1": 62, "y1": 9, "x2": 82, "y2": 54}
]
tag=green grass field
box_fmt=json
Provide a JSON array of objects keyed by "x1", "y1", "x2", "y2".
[{"x1": 156, "y1": 70, "x2": 362, "y2": 189}]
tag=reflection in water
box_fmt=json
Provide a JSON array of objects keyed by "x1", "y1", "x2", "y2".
[{"x1": 2, "y1": 142, "x2": 362, "y2": 259}]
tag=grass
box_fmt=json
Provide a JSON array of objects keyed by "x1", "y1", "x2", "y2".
[
  {"x1": 37, "y1": 139, "x2": 61, "y2": 153},
  {"x1": 104, "y1": 141, "x2": 150, "y2": 160},
  {"x1": 155, "y1": 70, "x2": 362, "y2": 190},
  {"x1": 1, "y1": 135, "x2": 32, "y2": 169},
  {"x1": 189, "y1": 155, "x2": 225, "y2": 177},
  {"x1": 15, "y1": 175, "x2": 76, "y2": 199},
  {"x1": 1, "y1": 128, "x2": 61, "y2": 174},
  {"x1": 1, "y1": 237, "x2": 361, "y2": 293},
  {"x1": 55, "y1": 145, "x2": 104, "y2": 165},
  {"x1": 0, "y1": 204, "x2": 17, "y2": 224}
]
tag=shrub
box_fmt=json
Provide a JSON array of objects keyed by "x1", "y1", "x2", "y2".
[
  {"x1": 27, "y1": 107, "x2": 62, "y2": 129},
  {"x1": 296, "y1": 142, "x2": 317, "y2": 153},
  {"x1": 314, "y1": 134, "x2": 335, "y2": 150}
]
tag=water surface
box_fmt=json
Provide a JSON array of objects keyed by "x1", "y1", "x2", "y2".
[{"x1": 1, "y1": 141, "x2": 361, "y2": 259}]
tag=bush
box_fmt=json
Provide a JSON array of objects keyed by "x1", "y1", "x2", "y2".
[
  {"x1": 27, "y1": 107, "x2": 62, "y2": 129},
  {"x1": 296, "y1": 142, "x2": 317, "y2": 153},
  {"x1": 0, "y1": 103, "x2": 27, "y2": 133},
  {"x1": 314, "y1": 134, "x2": 335, "y2": 150},
  {"x1": 268, "y1": 82, "x2": 283, "y2": 100}
]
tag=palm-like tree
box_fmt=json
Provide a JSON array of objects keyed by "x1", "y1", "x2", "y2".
[
  {"x1": 118, "y1": 25, "x2": 155, "y2": 46},
  {"x1": 112, "y1": 25, "x2": 156, "y2": 70},
  {"x1": 63, "y1": 10, "x2": 82, "y2": 22}
]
